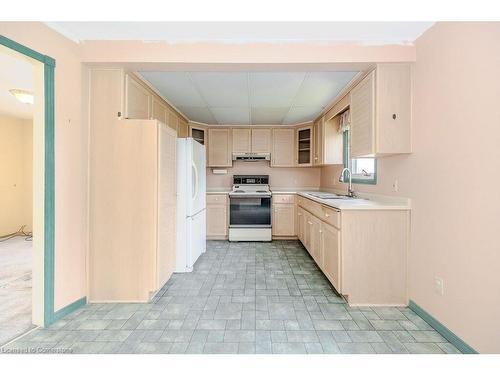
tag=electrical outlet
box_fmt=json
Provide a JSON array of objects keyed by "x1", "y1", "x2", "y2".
[
  {"x1": 434, "y1": 277, "x2": 444, "y2": 296},
  {"x1": 392, "y1": 180, "x2": 399, "y2": 192}
]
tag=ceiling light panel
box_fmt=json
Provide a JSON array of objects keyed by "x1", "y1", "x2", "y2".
[
  {"x1": 139, "y1": 72, "x2": 205, "y2": 107},
  {"x1": 283, "y1": 106, "x2": 323, "y2": 125},
  {"x1": 293, "y1": 71, "x2": 358, "y2": 107},
  {"x1": 210, "y1": 107, "x2": 250, "y2": 125},
  {"x1": 250, "y1": 107, "x2": 289, "y2": 125},
  {"x1": 176, "y1": 106, "x2": 217, "y2": 124},
  {"x1": 249, "y1": 72, "x2": 306, "y2": 107},
  {"x1": 190, "y1": 72, "x2": 249, "y2": 107}
]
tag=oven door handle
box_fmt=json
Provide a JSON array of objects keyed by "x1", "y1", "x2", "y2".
[{"x1": 229, "y1": 195, "x2": 271, "y2": 199}]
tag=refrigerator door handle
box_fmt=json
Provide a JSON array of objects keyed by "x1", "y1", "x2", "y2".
[{"x1": 192, "y1": 160, "x2": 199, "y2": 201}]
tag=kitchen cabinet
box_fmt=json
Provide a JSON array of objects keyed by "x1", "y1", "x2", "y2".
[
  {"x1": 296, "y1": 194, "x2": 409, "y2": 305},
  {"x1": 321, "y1": 221, "x2": 341, "y2": 291},
  {"x1": 272, "y1": 194, "x2": 295, "y2": 237},
  {"x1": 233, "y1": 128, "x2": 272, "y2": 154},
  {"x1": 206, "y1": 194, "x2": 228, "y2": 239},
  {"x1": 297, "y1": 207, "x2": 306, "y2": 243},
  {"x1": 271, "y1": 128, "x2": 295, "y2": 167},
  {"x1": 167, "y1": 110, "x2": 178, "y2": 132},
  {"x1": 151, "y1": 96, "x2": 167, "y2": 124},
  {"x1": 350, "y1": 64, "x2": 412, "y2": 157},
  {"x1": 88, "y1": 68, "x2": 181, "y2": 302},
  {"x1": 251, "y1": 128, "x2": 272, "y2": 153},
  {"x1": 178, "y1": 118, "x2": 189, "y2": 138},
  {"x1": 232, "y1": 128, "x2": 252, "y2": 153},
  {"x1": 296, "y1": 125, "x2": 313, "y2": 166},
  {"x1": 208, "y1": 128, "x2": 232, "y2": 167},
  {"x1": 189, "y1": 125, "x2": 207, "y2": 145},
  {"x1": 313, "y1": 116, "x2": 343, "y2": 166},
  {"x1": 125, "y1": 74, "x2": 151, "y2": 119}
]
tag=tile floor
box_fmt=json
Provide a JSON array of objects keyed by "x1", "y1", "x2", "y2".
[
  {"x1": 1, "y1": 241, "x2": 461, "y2": 354},
  {"x1": 0, "y1": 237, "x2": 34, "y2": 346}
]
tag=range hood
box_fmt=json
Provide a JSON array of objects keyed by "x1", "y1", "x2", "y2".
[{"x1": 232, "y1": 152, "x2": 271, "y2": 162}]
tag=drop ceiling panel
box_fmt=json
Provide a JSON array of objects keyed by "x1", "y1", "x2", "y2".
[
  {"x1": 210, "y1": 107, "x2": 250, "y2": 125},
  {"x1": 139, "y1": 70, "x2": 360, "y2": 125},
  {"x1": 177, "y1": 106, "x2": 216, "y2": 124},
  {"x1": 190, "y1": 72, "x2": 249, "y2": 107},
  {"x1": 293, "y1": 71, "x2": 357, "y2": 107},
  {"x1": 139, "y1": 72, "x2": 205, "y2": 107},
  {"x1": 251, "y1": 107, "x2": 289, "y2": 125},
  {"x1": 249, "y1": 72, "x2": 306, "y2": 107},
  {"x1": 283, "y1": 106, "x2": 323, "y2": 125}
]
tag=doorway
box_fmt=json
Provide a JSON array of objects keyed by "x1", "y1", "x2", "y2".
[{"x1": 0, "y1": 35, "x2": 55, "y2": 344}]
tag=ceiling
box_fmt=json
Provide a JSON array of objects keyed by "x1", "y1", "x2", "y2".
[
  {"x1": 46, "y1": 22, "x2": 434, "y2": 44},
  {"x1": 0, "y1": 48, "x2": 34, "y2": 119},
  {"x1": 140, "y1": 71, "x2": 358, "y2": 125}
]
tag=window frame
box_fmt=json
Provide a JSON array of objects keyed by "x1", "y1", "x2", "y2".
[{"x1": 342, "y1": 130, "x2": 377, "y2": 185}]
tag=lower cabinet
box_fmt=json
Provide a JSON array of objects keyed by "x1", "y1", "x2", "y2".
[
  {"x1": 320, "y1": 222, "x2": 341, "y2": 292},
  {"x1": 272, "y1": 194, "x2": 296, "y2": 237},
  {"x1": 296, "y1": 195, "x2": 409, "y2": 306},
  {"x1": 206, "y1": 194, "x2": 228, "y2": 239}
]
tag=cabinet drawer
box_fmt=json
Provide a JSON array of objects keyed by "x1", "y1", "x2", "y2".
[
  {"x1": 321, "y1": 206, "x2": 341, "y2": 229},
  {"x1": 298, "y1": 196, "x2": 323, "y2": 218},
  {"x1": 206, "y1": 194, "x2": 228, "y2": 205},
  {"x1": 272, "y1": 194, "x2": 295, "y2": 204}
]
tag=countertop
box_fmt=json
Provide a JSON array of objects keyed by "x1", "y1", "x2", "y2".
[{"x1": 207, "y1": 188, "x2": 410, "y2": 211}]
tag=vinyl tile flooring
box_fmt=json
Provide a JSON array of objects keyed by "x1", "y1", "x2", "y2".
[{"x1": 1, "y1": 241, "x2": 461, "y2": 354}]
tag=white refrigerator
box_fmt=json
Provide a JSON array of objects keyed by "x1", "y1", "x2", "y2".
[{"x1": 176, "y1": 138, "x2": 206, "y2": 272}]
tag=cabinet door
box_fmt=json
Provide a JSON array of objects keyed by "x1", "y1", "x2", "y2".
[
  {"x1": 321, "y1": 222, "x2": 341, "y2": 292},
  {"x1": 313, "y1": 119, "x2": 323, "y2": 165},
  {"x1": 125, "y1": 75, "x2": 151, "y2": 119},
  {"x1": 167, "y1": 110, "x2": 178, "y2": 133},
  {"x1": 152, "y1": 96, "x2": 167, "y2": 124},
  {"x1": 272, "y1": 204, "x2": 295, "y2": 236},
  {"x1": 304, "y1": 212, "x2": 312, "y2": 254},
  {"x1": 297, "y1": 126, "x2": 312, "y2": 166},
  {"x1": 208, "y1": 128, "x2": 232, "y2": 167},
  {"x1": 232, "y1": 128, "x2": 251, "y2": 153},
  {"x1": 350, "y1": 71, "x2": 375, "y2": 157},
  {"x1": 309, "y1": 215, "x2": 322, "y2": 263},
  {"x1": 271, "y1": 128, "x2": 295, "y2": 167},
  {"x1": 178, "y1": 118, "x2": 189, "y2": 138},
  {"x1": 297, "y1": 207, "x2": 306, "y2": 244},
  {"x1": 207, "y1": 204, "x2": 228, "y2": 237},
  {"x1": 251, "y1": 128, "x2": 271, "y2": 153},
  {"x1": 190, "y1": 126, "x2": 206, "y2": 145}
]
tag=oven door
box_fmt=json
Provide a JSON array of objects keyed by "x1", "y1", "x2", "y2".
[{"x1": 229, "y1": 196, "x2": 271, "y2": 228}]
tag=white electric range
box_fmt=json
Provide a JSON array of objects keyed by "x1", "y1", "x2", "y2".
[{"x1": 228, "y1": 175, "x2": 272, "y2": 242}]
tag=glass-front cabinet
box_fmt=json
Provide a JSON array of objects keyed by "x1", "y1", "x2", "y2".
[{"x1": 296, "y1": 126, "x2": 312, "y2": 166}]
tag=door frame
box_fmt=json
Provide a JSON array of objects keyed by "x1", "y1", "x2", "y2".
[{"x1": 0, "y1": 34, "x2": 56, "y2": 326}]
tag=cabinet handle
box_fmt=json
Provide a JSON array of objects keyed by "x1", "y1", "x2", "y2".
[
  {"x1": 308, "y1": 222, "x2": 313, "y2": 225},
  {"x1": 325, "y1": 213, "x2": 330, "y2": 217}
]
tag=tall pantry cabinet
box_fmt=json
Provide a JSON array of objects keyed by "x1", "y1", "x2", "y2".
[{"x1": 88, "y1": 68, "x2": 177, "y2": 302}]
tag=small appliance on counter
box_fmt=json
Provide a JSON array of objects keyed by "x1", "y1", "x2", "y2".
[
  {"x1": 228, "y1": 175, "x2": 272, "y2": 241},
  {"x1": 176, "y1": 138, "x2": 206, "y2": 272}
]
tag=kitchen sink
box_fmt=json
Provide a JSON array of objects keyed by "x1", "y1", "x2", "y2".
[{"x1": 306, "y1": 192, "x2": 366, "y2": 201}]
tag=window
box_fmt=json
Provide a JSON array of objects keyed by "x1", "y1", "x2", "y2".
[{"x1": 342, "y1": 130, "x2": 377, "y2": 184}]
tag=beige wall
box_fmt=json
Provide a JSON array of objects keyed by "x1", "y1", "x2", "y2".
[
  {"x1": 0, "y1": 23, "x2": 87, "y2": 311},
  {"x1": 207, "y1": 161, "x2": 321, "y2": 190},
  {"x1": 321, "y1": 22, "x2": 500, "y2": 353},
  {"x1": 0, "y1": 114, "x2": 32, "y2": 235}
]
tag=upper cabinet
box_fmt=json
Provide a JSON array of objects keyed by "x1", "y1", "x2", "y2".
[
  {"x1": 151, "y1": 96, "x2": 167, "y2": 124},
  {"x1": 167, "y1": 110, "x2": 178, "y2": 133},
  {"x1": 208, "y1": 128, "x2": 232, "y2": 167},
  {"x1": 178, "y1": 118, "x2": 189, "y2": 138},
  {"x1": 125, "y1": 74, "x2": 151, "y2": 119},
  {"x1": 251, "y1": 128, "x2": 271, "y2": 153},
  {"x1": 313, "y1": 117, "x2": 343, "y2": 166},
  {"x1": 296, "y1": 125, "x2": 313, "y2": 166},
  {"x1": 350, "y1": 64, "x2": 412, "y2": 158},
  {"x1": 232, "y1": 128, "x2": 272, "y2": 153},
  {"x1": 271, "y1": 128, "x2": 295, "y2": 167},
  {"x1": 190, "y1": 125, "x2": 207, "y2": 145},
  {"x1": 232, "y1": 128, "x2": 252, "y2": 153}
]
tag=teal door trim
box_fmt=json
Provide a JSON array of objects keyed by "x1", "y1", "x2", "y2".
[
  {"x1": 409, "y1": 300, "x2": 478, "y2": 354},
  {"x1": 0, "y1": 34, "x2": 58, "y2": 326}
]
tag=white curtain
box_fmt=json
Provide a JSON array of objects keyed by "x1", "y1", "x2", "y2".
[{"x1": 339, "y1": 110, "x2": 351, "y2": 133}]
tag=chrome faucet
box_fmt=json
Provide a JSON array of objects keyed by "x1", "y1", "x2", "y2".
[{"x1": 339, "y1": 167, "x2": 355, "y2": 197}]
